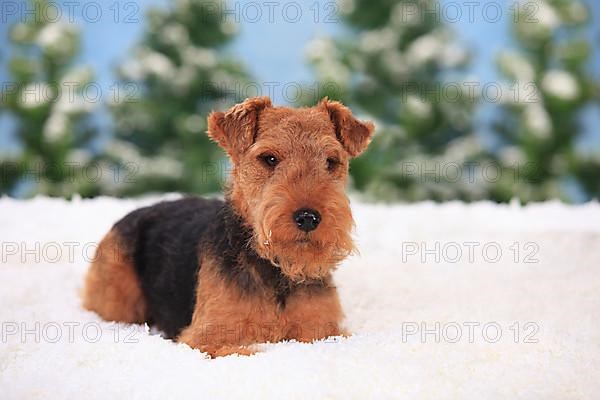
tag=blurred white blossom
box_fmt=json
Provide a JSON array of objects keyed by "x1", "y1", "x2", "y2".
[
  {"x1": 524, "y1": 104, "x2": 552, "y2": 138},
  {"x1": 541, "y1": 70, "x2": 579, "y2": 100}
]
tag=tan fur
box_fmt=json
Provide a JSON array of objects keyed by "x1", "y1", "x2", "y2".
[
  {"x1": 209, "y1": 98, "x2": 372, "y2": 282},
  {"x1": 85, "y1": 97, "x2": 372, "y2": 357},
  {"x1": 82, "y1": 230, "x2": 146, "y2": 323},
  {"x1": 178, "y1": 255, "x2": 343, "y2": 357}
]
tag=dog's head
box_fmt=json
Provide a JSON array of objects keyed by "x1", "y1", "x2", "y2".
[{"x1": 208, "y1": 96, "x2": 374, "y2": 281}]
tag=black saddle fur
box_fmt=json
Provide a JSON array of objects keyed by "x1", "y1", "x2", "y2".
[{"x1": 113, "y1": 197, "x2": 304, "y2": 338}]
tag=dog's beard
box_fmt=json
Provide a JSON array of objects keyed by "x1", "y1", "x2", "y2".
[
  {"x1": 258, "y1": 237, "x2": 354, "y2": 282},
  {"x1": 252, "y1": 195, "x2": 355, "y2": 282}
]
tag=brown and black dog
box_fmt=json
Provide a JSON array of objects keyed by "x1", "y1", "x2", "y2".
[{"x1": 83, "y1": 96, "x2": 374, "y2": 357}]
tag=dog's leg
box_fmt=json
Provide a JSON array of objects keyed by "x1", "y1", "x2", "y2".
[
  {"x1": 283, "y1": 285, "x2": 346, "y2": 342},
  {"x1": 177, "y1": 256, "x2": 280, "y2": 358},
  {"x1": 82, "y1": 230, "x2": 147, "y2": 323}
]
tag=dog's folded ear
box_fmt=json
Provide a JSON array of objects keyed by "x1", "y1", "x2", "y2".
[
  {"x1": 320, "y1": 97, "x2": 374, "y2": 157},
  {"x1": 207, "y1": 96, "x2": 272, "y2": 161}
]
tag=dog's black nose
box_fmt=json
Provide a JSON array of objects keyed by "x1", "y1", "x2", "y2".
[{"x1": 293, "y1": 208, "x2": 321, "y2": 232}]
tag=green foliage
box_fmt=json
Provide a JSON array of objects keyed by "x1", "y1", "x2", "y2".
[
  {"x1": 307, "y1": 0, "x2": 491, "y2": 201},
  {"x1": 492, "y1": 0, "x2": 600, "y2": 202},
  {"x1": 108, "y1": 0, "x2": 249, "y2": 196},
  {"x1": 1, "y1": 0, "x2": 100, "y2": 197},
  {"x1": 3, "y1": 0, "x2": 598, "y2": 203},
  {"x1": 307, "y1": 0, "x2": 600, "y2": 203}
]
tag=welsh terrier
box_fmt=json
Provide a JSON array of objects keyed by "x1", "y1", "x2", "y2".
[{"x1": 82, "y1": 96, "x2": 374, "y2": 357}]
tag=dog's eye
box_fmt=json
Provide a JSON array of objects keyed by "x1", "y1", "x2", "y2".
[
  {"x1": 326, "y1": 157, "x2": 340, "y2": 172},
  {"x1": 261, "y1": 154, "x2": 279, "y2": 168}
]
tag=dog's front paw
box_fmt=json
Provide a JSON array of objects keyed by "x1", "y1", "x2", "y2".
[{"x1": 203, "y1": 344, "x2": 261, "y2": 358}]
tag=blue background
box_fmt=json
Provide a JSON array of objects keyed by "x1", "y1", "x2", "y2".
[{"x1": 1, "y1": 0, "x2": 599, "y2": 153}]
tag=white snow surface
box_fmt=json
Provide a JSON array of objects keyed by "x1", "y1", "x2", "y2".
[{"x1": 1, "y1": 195, "x2": 599, "y2": 399}]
